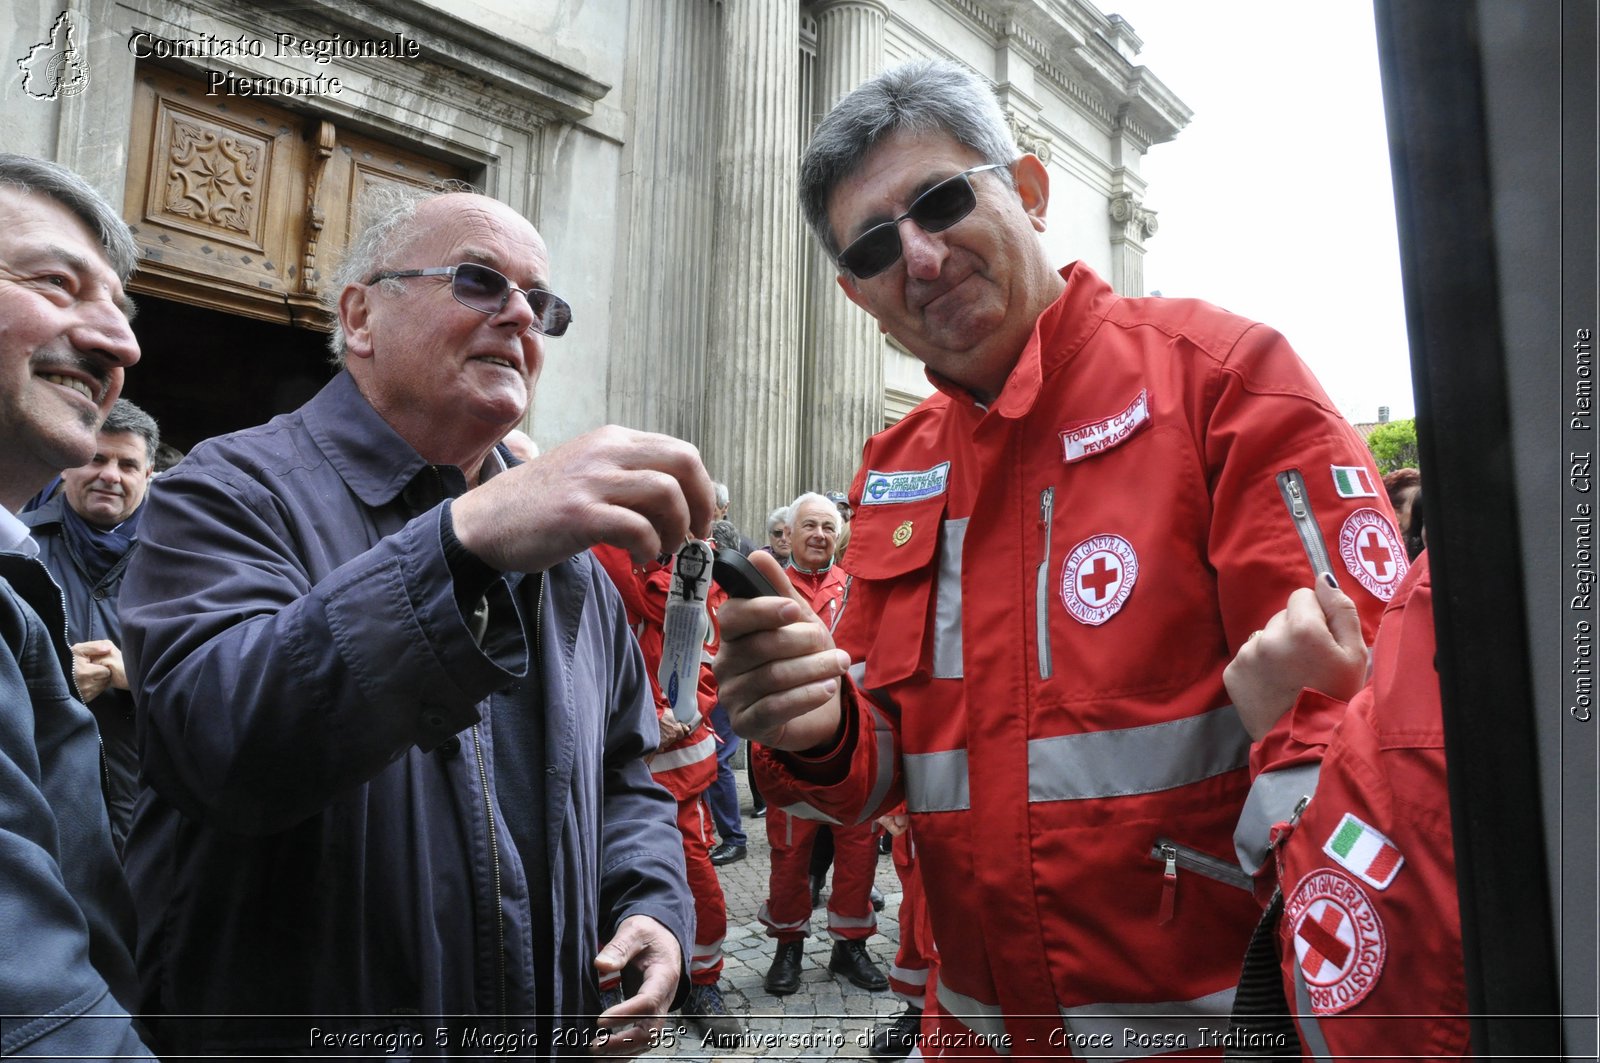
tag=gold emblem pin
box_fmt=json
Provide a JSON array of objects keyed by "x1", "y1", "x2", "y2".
[{"x1": 891, "y1": 520, "x2": 914, "y2": 547}]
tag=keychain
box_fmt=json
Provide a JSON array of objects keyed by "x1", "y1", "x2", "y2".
[{"x1": 658, "y1": 537, "x2": 713, "y2": 730}]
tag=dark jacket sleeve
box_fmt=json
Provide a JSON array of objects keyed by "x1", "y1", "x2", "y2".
[
  {"x1": 120, "y1": 463, "x2": 529, "y2": 834},
  {"x1": 0, "y1": 580, "x2": 152, "y2": 1059}
]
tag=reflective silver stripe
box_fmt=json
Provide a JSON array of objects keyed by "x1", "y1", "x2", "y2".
[
  {"x1": 690, "y1": 936, "x2": 724, "y2": 970},
  {"x1": 1058, "y1": 986, "x2": 1236, "y2": 1060},
  {"x1": 776, "y1": 801, "x2": 842, "y2": 825},
  {"x1": 1235, "y1": 762, "x2": 1321, "y2": 874},
  {"x1": 890, "y1": 963, "x2": 929, "y2": 988},
  {"x1": 932, "y1": 517, "x2": 967, "y2": 679},
  {"x1": 1028, "y1": 706, "x2": 1250, "y2": 803},
  {"x1": 827, "y1": 911, "x2": 878, "y2": 934},
  {"x1": 1291, "y1": 965, "x2": 1334, "y2": 1062},
  {"x1": 830, "y1": 574, "x2": 852, "y2": 635},
  {"x1": 935, "y1": 982, "x2": 1011, "y2": 1056},
  {"x1": 756, "y1": 902, "x2": 809, "y2": 934},
  {"x1": 649, "y1": 734, "x2": 716, "y2": 774},
  {"x1": 904, "y1": 748, "x2": 971, "y2": 813},
  {"x1": 859, "y1": 698, "x2": 898, "y2": 826}
]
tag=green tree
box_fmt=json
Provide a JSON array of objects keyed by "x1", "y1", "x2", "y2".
[{"x1": 1366, "y1": 418, "x2": 1418, "y2": 473}]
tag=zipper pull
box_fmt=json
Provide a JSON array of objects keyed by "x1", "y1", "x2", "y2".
[
  {"x1": 1158, "y1": 843, "x2": 1178, "y2": 924},
  {"x1": 1286, "y1": 477, "x2": 1308, "y2": 518}
]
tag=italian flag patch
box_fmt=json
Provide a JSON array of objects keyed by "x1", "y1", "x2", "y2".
[
  {"x1": 1330, "y1": 465, "x2": 1378, "y2": 498},
  {"x1": 1323, "y1": 813, "x2": 1404, "y2": 889}
]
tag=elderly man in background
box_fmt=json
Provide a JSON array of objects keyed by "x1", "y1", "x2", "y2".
[
  {"x1": 0, "y1": 152, "x2": 151, "y2": 1058},
  {"x1": 715, "y1": 60, "x2": 1397, "y2": 1056},
  {"x1": 23, "y1": 397, "x2": 160, "y2": 852},
  {"x1": 120, "y1": 185, "x2": 708, "y2": 1057}
]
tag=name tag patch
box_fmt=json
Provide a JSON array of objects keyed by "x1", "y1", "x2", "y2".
[
  {"x1": 1059, "y1": 390, "x2": 1151, "y2": 464},
  {"x1": 1060, "y1": 533, "x2": 1138, "y2": 625},
  {"x1": 861, "y1": 461, "x2": 951, "y2": 506}
]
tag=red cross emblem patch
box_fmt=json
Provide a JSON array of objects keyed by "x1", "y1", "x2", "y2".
[
  {"x1": 1284, "y1": 868, "x2": 1387, "y2": 1014},
  {"x1": 1060, "y1": 534, "x2": 1138, "y2": 625},
  {"x1": 1338, "y1": 508, "x2": 1409, "y2": 601}
]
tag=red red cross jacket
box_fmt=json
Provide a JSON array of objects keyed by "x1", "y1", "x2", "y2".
[
  {"x1": 758, "y1": 263, "x2": 1401, "y2": 1057},
  {"x1": 1253, "y1": 553, "x2": 1467, "y2": 1060}
]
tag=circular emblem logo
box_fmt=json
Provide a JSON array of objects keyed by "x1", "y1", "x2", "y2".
[
  {"x1": 891, "y1": 520, "x2": 914, "y2": 547},
  {"x1": 1283, "y1": 868, "x2": 1387, "y2": 1015},
  {"x1": 1338, "y1": 508, "x2": 1408, "y2": 601},
  {"x1": 866, "y1": 476, "x2": 890, "y2": 501},
  {"x1": 1059, "y1": 534, "x2": 1138, "y2": 625}
]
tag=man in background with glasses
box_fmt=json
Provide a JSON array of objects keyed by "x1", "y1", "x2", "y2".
[
  {"x1": 716, "y1": 59, "x2": 1399, "y2": 1057},
  {"x1": 120, "y1": 187, "x2": 709, "y2": 1058}
]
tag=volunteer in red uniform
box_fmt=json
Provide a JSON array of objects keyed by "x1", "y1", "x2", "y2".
[
  {"x1": 715, "y1": 59, "x2": 1400, "y2": 1057},
  {"x1": 591, "y1": 546, "x2": 744, "y2": 1046},
  {"x1": 1224, "y1": 551, "x2": 1467, "y2": 1059},
  {"x1": 758, "y1": 493, "x2": 888, "y2": 996}
]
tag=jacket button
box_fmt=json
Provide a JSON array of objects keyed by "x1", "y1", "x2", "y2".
[
  {"x1": 437, "y1": 736, "x2": 461, "y2": 758},
  {"x1": 92, "y1": 588, "x2": 107, "y2": 600},
  {"x1": 546, "y1": 766, "x2": 557, "y2": 776}
]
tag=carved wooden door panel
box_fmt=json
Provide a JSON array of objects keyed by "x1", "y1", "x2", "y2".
[{"x1": 125, "y1": 63, "x2": 471, "y2": 330}]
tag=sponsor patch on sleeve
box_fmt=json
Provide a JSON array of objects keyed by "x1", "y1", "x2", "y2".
[
  {"x1": 860, "y1": 462, "x2": 951, "y2": 506},
  {"x1": 1323, "y1": 813, "x2": 1405, "y2": 889},
  {"x1": 1330, "y1": 465, "x2": 1380, "y2": 498},
  {"x1": 1285, "y1": 868, "x2": 1387, "y2": 1015},
  {"x1": 1059, "y1": 390, "x2": 1151, "y2": 464},
  {"x1": 1338, "y1": 508, "x2": 1408, "y2": 600},
  {"x1": 1059, "y1": 533, "x2": 1138, "y2": 625}
]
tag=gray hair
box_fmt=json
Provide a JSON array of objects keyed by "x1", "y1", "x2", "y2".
[
  {"x1": 800, "y1": 58, "x2": 1020, "y2": 260},
  {"x1": 708, "y1": 519, "x2": 740, "y2": 553},
  {"x1": 324, "y1": 179, "x2": 477, "y2": 367},
  {"x1": 787, "y1": 491, "x2": 841, "y2": 529},
  {"x1": 766, "y1": 506, "x2": 791, "y2": 533},
  {"x1": 712, "y1": 481, "x2": 730, "y2": 511},
  {"x1": 100, "y1": 398, "x2": 160, "y2": 466},
  {"x1": 0, "y1": 153, "x2": 139, "y2": 281}
]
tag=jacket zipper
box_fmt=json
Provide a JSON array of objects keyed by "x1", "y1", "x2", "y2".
[
  {"x1": 1151, "y1": 838, "x2": 1253, "y2": 923},
  {"x1": 1035, "y1": 487, "x2": 1055, "y2": 679},
  {"x1": 471, "y1": 724, "x2": 506, "y2": 1026},
  {"x1": 1275, "y1": 469, "x2": 1334, "y2": 579}
]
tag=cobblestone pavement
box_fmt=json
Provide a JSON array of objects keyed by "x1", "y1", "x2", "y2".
[{"x1": 642, "y1": 774, "x2": 909, "y2": 1061}]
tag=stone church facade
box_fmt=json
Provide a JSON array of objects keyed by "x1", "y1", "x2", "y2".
[{"x1": 3, "y1": 0, "x2": 1186, "y2": 530}]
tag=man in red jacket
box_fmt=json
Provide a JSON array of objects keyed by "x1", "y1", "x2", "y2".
[
  {"x1": 758, "y1": 492, "x2": 887, "y2": 996},
  {"x1": 715, "y1": 59, "x2": 1399, "y2": 1056}
]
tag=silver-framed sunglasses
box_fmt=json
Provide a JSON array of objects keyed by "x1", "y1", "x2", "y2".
[
  {"x1": 836, "y1": 162, "x2": 1009, "y2": 280},
  {"x1": 367, "y1": 262, "x2": 573, "y2": 337}
]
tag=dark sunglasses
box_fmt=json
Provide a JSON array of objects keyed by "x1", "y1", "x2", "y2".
[
  {"x1": 367, "y1": 262, "x2": 573, "y2": 337},
  {"x1": 836, "y1": 162, "x2": 1008, "y2": 279}
]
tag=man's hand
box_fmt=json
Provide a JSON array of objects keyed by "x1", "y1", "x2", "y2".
[
  {"x1": 73, "y1": 639, "x2": 128, "y2": 691},
  {"x1": 71, "y1": 648, "x2": 113, "y2": 702},
  {"x1": 1224, "y1": 577, "x2": 1369, "y2": 741},
  {"x1": 712, "y1": 551, "x2": 850, "y2": 752},
  {"x1": 452, "y1": 426, "x2": 715, "y2": 574},
  {"x1": 591, "y1": 914, "x2": 683, "y2": 1056},
  {"x1": 655, "y1": 713, "x2": 690, "y2": 752}
]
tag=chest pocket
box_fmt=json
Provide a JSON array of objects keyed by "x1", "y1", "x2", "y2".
[{"x1": 838, "y1": 494, "x2": 950, "y2": 691}]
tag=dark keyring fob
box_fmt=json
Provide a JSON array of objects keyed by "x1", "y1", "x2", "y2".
[{"x1": 713, "y1": 550, "x2": 780, "y2": 599}]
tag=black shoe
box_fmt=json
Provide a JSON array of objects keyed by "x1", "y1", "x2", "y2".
[
  {"x1": 869, "y1": 1005, "x2": 923, "y2": 1059},
  {"x1": 709, "y1": 841, "x2": 747, "y2": 866},
  {"x1": 878, "y1": 832, "x2": 893, "y2": 856},
  {"x1": 828, "y1": 939, "x2": 888, "y2": 991},
  {"x1": 752, "y1": 805, "x2": 766, "y2": 818},
  {"x1": 810, "y1": 873, "x2": 824, "y2": 910},
  {"x1": 870, "y1": 885, "x2": 885, "y2": 912},
  {"x1": 763, "y1": 940, "x2": 804, "y2": 996},
  {"x1": 682, "y1": 982, "x2": 744, "y2": 1046}
]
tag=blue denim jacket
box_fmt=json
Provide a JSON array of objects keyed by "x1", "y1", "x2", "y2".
[{"x1": 120, "y1": 371, "x2": 691, "y2": 1056}]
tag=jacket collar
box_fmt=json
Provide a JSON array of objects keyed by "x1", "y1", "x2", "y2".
[
  {"x1": 301, "y1": 371, "x2": 436, "y2": 508},
  {"x1": 924, "y1": 261, "x2": 1117, "y2": 421},
  {"x1": 0, "y1": 506, "x2": 38, "y2": 558}
]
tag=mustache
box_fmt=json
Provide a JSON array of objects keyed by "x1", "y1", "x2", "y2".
[{"x1": 35, "y1": 348, "x2": 112, "y2": 403}]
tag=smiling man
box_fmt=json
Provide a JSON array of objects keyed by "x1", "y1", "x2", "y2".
[
  {"x1": 119, "y1": 187, "x2": 711, "y2": 1057},
  {"x1": 23, "y1": 398, "x2": 159, "y2": 851},
  {"x1": 0, "y1": 152, "x2": 150, "y2": 1058},
  {"x1": 715, "y1": 60, "x2": 1402, "y2": 1057}
]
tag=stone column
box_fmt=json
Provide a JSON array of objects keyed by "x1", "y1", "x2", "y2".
[
  {"x1": 801, "y1": 0, "x2": 888, "y2": 495},
  {"x1": 703, "y1": 0, "x2": 803, "y2": 530},
  {"x1": 609, "y1": 0, "x2": 723, "y2": 440},
  {"x1": 1108, "y1": 188, "x2": 1159, "y2": 297}
]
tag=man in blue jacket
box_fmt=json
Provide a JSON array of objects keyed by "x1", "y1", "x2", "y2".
[
  {"x1": 0, "y1": 152, "x2": 151, "y2": 1058},
  {"x1": 120, "y1": 186, "x2": 712, "y2": 1057},
  {"x1": 22, "y1": 397, "x2": 159, "y2": 852}
]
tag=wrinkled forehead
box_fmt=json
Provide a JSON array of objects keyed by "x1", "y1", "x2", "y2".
[
  {"x1": 411, "y1": 194, "x2": 549, "y2": 280},
  {"x1": 794, "y1": 501, "x2": 838, "y2": 527}
]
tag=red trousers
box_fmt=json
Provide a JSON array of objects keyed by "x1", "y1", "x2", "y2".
[
  {"x1": 887, "y1": 831, "x2": 934, "y2": 1007},
  {"x1": 759, "y1": 807, "x2": 878, "y2": 942},
  {"x1": 677, "y1": 794, "x2": 727, "y2": 985}
]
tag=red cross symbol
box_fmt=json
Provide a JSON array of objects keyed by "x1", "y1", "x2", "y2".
[
  {"x1": 1296, "y1": 905, "x2": 1352, "y2": 977},
  {"x1": 1079, "y1": 555, "x2": 1119, "y2": 602},
  {"x1": 1359, "y1": 530, "x2": 1393, "y2": 578}
]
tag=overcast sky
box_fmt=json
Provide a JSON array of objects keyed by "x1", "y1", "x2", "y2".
[{"x1": 1097, "y1": 0, "x2": 1416, "y2": 425}]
